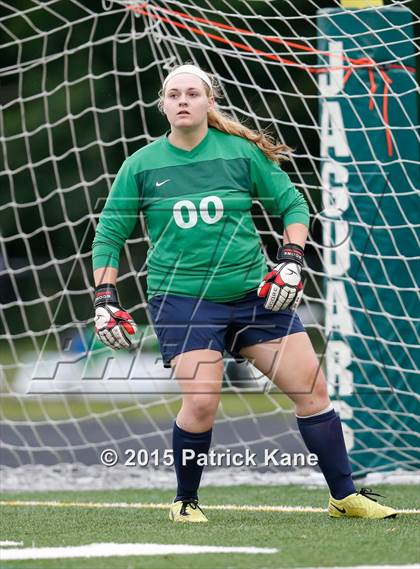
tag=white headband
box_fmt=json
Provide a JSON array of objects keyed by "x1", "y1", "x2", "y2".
[{"x1": 163, "y1": 65, "x2": 212, "y2": 91}]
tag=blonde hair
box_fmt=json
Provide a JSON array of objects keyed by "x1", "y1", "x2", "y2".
[{"x1": 159, "y1": 66, "x2": 292, "y2": 164}]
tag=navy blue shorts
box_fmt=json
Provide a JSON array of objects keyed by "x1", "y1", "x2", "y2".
[{"x1": 148, "y1": 289, "x2": 305, "y2": 368}]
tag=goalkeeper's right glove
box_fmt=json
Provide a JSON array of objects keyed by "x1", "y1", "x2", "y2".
[{"x1": 94, "y1": 284, "x2": 137, "y2": 349}]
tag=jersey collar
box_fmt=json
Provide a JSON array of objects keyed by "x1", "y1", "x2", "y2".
[{"x1": 163, "y1": 128, "x2": 212, "y2": 157}]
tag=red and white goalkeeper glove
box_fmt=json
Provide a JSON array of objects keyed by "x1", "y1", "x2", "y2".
[
  {"x1": 257, "y1": 243, "x2": 304, "y2": 311},
  {"x1": 94, "y1": 284, "x2": 137, "y2": 349}
]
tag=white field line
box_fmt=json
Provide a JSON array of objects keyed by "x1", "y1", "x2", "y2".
[
  {"x1": 305, "y1": 566, "x2": 420, "y2": 569},
  {"x1": 0, "y1": 541, "x2": 23, "y2": 547},
  {"x1": 0, "y1": 543, "x2": 278, "y2": 560},
  {"x1": 0, "y1": 500, "x2": 419, "y2": 514}
]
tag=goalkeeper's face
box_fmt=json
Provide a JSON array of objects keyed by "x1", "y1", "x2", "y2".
[{"x1": 162, "y1": 74, "x2": 213, "y2": 131}]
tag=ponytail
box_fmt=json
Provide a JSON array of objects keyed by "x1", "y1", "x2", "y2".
[{"x1": 207, "y1": 107, "x2": 292, "y2": 164}]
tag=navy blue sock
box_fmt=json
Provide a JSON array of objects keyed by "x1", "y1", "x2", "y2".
[
  {"x1": 297, "y1": 408, "x2": 356, "y2": 500},
  {"x1": 172, "y1": 422, "x2": 212, "y2": 502}
]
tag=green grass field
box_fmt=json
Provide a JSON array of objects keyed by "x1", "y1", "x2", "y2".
[{"x1": 1, "y1": 485, "x2": 419, "y2": 569}]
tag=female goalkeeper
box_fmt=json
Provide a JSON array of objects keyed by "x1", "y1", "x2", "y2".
[{"x1": 92, "y1": 64, "x2": 396, "y2": 522}]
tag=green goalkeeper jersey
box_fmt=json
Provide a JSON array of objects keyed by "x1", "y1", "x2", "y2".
[{"x1": 92, "y1": 128, "x2": 309, "y2": 302}]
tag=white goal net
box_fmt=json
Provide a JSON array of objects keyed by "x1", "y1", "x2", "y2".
[{"x1": 1, "y1": 0, "x2": 418, "y2": 490}]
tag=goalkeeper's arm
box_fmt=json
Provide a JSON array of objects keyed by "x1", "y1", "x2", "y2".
[
  {"x1": 93, "y1": 267, "x2": 137, "y2": 349},
  {"x1": 92, "y1": 155, "x2": 140, "y2": 349},
  {"x1": 94, "y1": 267, "x2": 118, "y2": 288}
]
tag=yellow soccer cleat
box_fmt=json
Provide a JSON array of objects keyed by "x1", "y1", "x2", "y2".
[
  {"x1": 169, "y1": 499, "x2": 208, "y2": 523},
  {"x1": 329, "y1": 488, "x2": 397, "y2": 519}
]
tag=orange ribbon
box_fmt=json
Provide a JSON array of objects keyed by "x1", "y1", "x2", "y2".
[{"x1": 129, "y1": 3, "x2": 405, "y2": 157}]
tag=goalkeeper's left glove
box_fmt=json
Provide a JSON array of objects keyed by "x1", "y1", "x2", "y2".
[
  {"x1": 94, "y1": 284, "x2": 137, "y2": 349},
  {"x1": 257, "y1": 243, "x2": 304, "y2": 312}
]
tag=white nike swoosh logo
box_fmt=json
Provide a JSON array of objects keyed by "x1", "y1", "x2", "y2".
[{"x1": 156, "y1": 179, "x2": 170, "y2": 187}]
